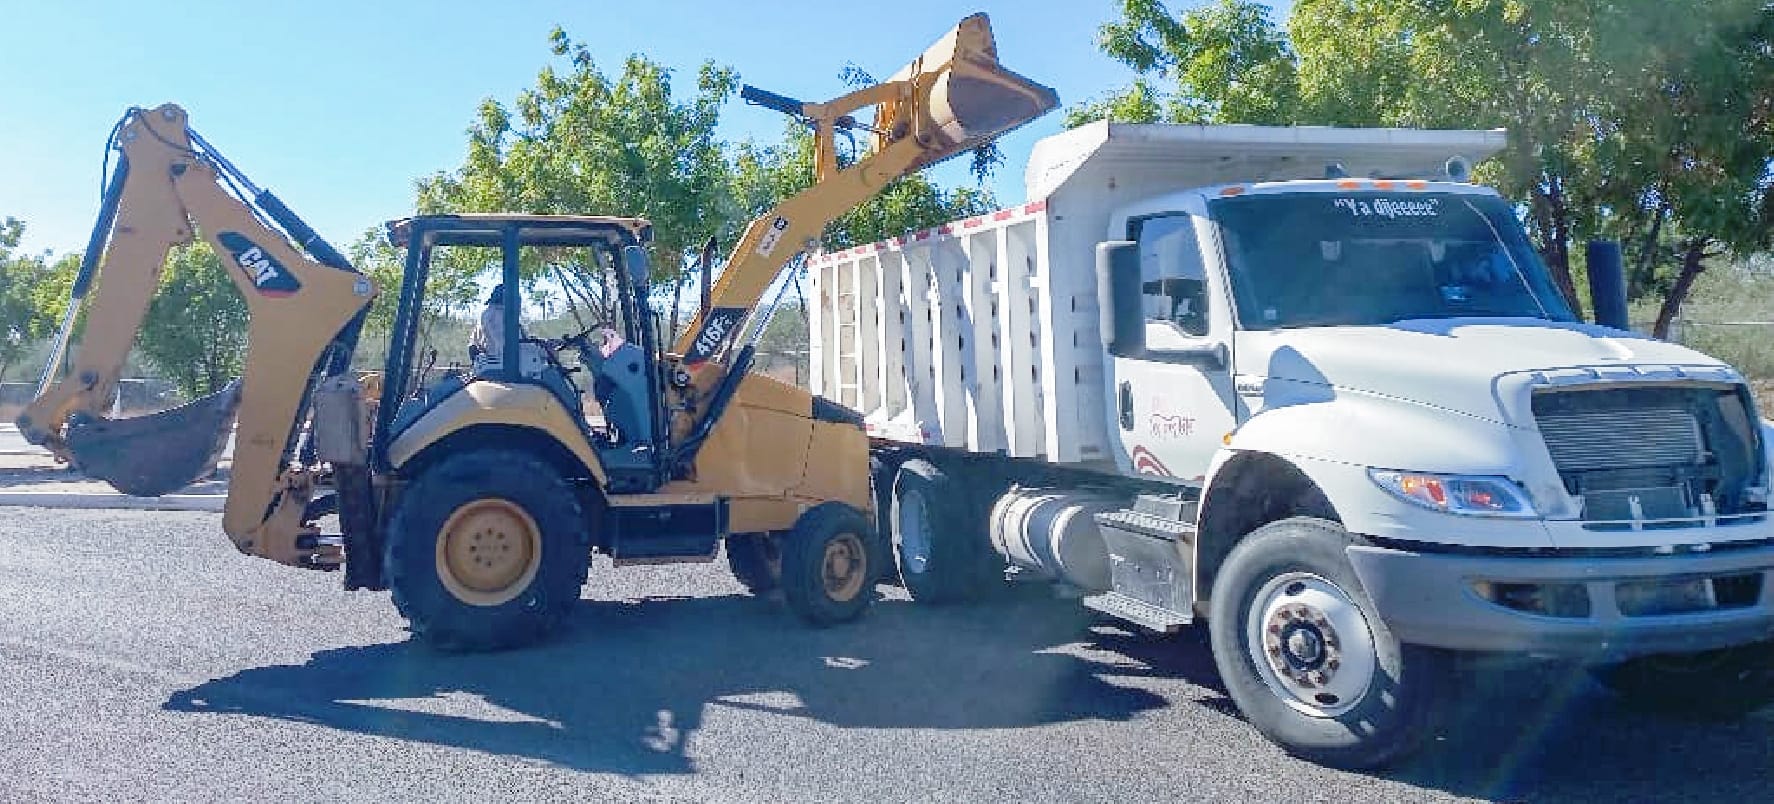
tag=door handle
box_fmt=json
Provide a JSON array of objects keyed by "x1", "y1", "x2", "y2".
[{"x1": 1119, "y1": 381, "x2": 1134, "y2": 431}]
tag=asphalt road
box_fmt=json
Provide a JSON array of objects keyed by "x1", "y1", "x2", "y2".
[{"x1": 0, "y1": 508, "x2": 1770, "y2": 803}]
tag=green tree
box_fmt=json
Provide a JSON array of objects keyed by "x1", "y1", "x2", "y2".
[
  {"x1": 1067, "y1": 0, "x2": 1297, "y2": 126},
  {"x1": 0, "y1": 218, "x2": 76, "y2": 382},
  {"x1": 419, "y1": 29, "x2": 737, "y2": 285},
  {"x1": 138, "y1": 242, "x2": 248, "y2": 399},
  {"x1": 1071, "y1": 0, "x2": 1774, "y2": 332}
]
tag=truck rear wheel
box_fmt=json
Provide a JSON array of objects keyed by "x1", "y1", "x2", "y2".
[
  {"x1": 1590, "y1": 641, "x2": 1774, "y2": 718},
  {"x1": 1208, "y1": 517, "x2": 1447, "y2": 769},
  {"x1": 891, "y1": 458, "x2": 999, "y2": 603},
  {"x1": 384, "y1": 449, "x2": 591, "y2": 651},
  {"x1": 726, "y1": 532, "x2": 782, "y2": 596},
  {"x1": 780, "y1": 503, "x2": 878, "y2": 626}
]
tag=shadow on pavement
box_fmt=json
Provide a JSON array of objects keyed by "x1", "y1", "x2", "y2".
[
  {"x1": 1093, "y1": 627, "x2": 1774, "y2": 800},
  {"x1": 0, "y1": 466, "x2": 86, "y2": 488},
  {"x1": 0, "y1": 466, "x2": 229, "y2": 494},
  {"x1": 1385, "y1": 659, "x2": 1774, "y2": 801},
  {"x1": 164, "y1": 591, "x2": 1170, "y2": 775},
  {"x1": 164, "y1": 586, "x2": 1774, "y2": 794}
]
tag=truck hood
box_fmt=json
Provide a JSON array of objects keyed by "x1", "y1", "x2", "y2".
[{"x1": 1240, "y1": 318, "x2": 1736, "y2": 425}]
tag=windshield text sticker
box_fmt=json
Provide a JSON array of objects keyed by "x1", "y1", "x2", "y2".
[{"x1": 1332, "y1": 197, "x2": 1441, "y2": 219}]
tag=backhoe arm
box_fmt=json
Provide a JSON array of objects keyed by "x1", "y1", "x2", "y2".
[{"x1": 16, "y1": 104, "x2": 374, "y2": 566}]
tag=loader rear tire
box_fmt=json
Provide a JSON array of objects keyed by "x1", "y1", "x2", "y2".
[
  {"x1": 781, "y1": 503, "x2": 878, "y2": 626},
  {"x1": 385, "y1": 449, "x2": 590, "y2": 651},
  {"x1": 726, "y1": 532, "x2": 781, "y2": 596}
]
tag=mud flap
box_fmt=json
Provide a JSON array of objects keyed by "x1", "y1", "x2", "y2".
[{"x1": 66, "y1": 380, "x2": 241, "y2": 497}]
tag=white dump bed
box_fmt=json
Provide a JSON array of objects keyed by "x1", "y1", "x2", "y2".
[
  {"x1": 808, "y1": 122, "x2": 1507, "y2": 465},
  {"x1": 809, "y1": 200, "x2": 1112, "y2": 463}
]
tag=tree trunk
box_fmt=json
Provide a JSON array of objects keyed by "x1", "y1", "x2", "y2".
[
  {"x1": 1532, "y1": 176, "x2": 1584, "y2": 319},
  {"x1": 1632, "y1": 201, "x2": 1669, "y2": 297},
  {"x1": 1652, "y1": 238, "x2": 1710, "y2": 340},
  {"x1": 668, "y1": 268, "x2": 686, "y2": 343}
]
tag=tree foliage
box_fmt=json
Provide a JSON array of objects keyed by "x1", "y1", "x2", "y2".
[
  {"x1": 417, "y1": 29, "x2": 737, "y2": 287},
  {"x1": 137, "y1": 242, "x2": 248, "y2": 399},
  {"x1": 1071, "y1": 0, "x2": 1774, "y2": 335},
  {"x1": 1069, "y1": 0, "x2": 1298, "y2": 126},
  {"x1": 0, "y1": 217, "x2": 76, "y2": 381}
]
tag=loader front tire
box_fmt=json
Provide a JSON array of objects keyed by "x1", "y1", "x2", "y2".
[
  {"x1": 385, "y1": 449, "x2": 590, "y2": 651},
  {"x1": 781, "y1": 503, "x2": 878, "y2": 626}
]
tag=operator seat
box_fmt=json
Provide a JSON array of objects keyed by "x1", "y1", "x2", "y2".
[{"x1": 584, "y1": 339, "x2": 655, "y2": 449}]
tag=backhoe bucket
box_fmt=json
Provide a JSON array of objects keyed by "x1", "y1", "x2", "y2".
[
  {"x1": 881, "y1": 13, "x2": 1059, "y2": 171},
  {"x1": 65, "y1": 380, "x2": 241, "y2": 497}
]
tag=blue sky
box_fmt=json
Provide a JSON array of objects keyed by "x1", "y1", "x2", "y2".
[{"x1": 0, "y1": 1, "x2": 1288, "y2": 256}]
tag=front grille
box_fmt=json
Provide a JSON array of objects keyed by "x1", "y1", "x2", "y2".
[
  {"x1": 1538, "y1": 407, "x2": 1701, "y2": 472},
  {"x1": 1532, "y1": 384, "x2": 1764, "y2": 520}
]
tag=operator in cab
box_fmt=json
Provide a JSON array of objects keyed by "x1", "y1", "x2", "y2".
[{"x1": 468, "y1": 284, "x2": 521, "y2": 362}]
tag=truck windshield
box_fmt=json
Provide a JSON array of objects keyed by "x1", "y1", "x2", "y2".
[{"x1": 1212, "y1": 192, "x2": 1576, "y2": 329}]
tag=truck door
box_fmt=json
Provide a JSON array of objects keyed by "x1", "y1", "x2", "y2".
[{"x1": 1111, "y1": 214, "x2": 1238, "y2": 484}]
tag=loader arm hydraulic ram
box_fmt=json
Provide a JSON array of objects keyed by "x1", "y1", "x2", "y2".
[
  {"x1": 15, "y1": 104, "x2": 374, "y2": 567},
  {"x1": 669, "y1": 13, "x2": 1055, "y2": 434}
]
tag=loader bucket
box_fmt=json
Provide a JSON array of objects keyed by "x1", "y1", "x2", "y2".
[
  {"x1": 65, "y1": 380, "x2": 241, "y2": 497},
  {"x1": 882, "y1": 13, "x2": 1059, "y2": 171}
]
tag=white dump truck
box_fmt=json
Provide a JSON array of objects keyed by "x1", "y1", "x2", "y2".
[{"x1": 808, "y1": 122, "x2": 1774, "y2": 768}]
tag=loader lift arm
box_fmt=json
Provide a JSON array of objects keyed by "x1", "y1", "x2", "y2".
[
  {"x1": 674, "y1": 14, "x2": 1054, "y2": 366},
  {"x1": 666, "y1": 13, "x2": 1055, "y2": 463},
  {"x1": 14, "y1": 104, "x2": 375, "y2": 567}
]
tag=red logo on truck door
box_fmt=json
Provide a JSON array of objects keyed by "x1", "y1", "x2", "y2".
[{"x1": 1131, "y1": 445, "x2": 1174, "y2": 478}]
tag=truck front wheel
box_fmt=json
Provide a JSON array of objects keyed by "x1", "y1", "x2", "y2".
[
  {"x1": 891, "y1": 459, "x2": 998, "y2": 603},
  {"x1": 1590, "y1": 642, "x2": 1774, "y2": 718},
  {"x1": 1208, "y1": 517, "x2": 1447, "y2": 769}
]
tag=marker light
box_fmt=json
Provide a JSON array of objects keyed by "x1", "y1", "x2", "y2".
[{"x1": 1368, "y1": 470, "x2": 1538, "y2": 518}]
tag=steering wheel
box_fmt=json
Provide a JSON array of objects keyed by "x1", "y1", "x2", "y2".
[{"x1": 545, "y1": 321, "x2": 614, "y2": 354}]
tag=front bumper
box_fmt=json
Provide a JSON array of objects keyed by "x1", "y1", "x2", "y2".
[{"x1": 1347, "y1": 541, "x2": 1774, "y2": 661}]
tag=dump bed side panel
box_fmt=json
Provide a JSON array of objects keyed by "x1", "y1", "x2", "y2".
[{"x1": 809, "y1": 202, "x2": 1110, "y2": 464}]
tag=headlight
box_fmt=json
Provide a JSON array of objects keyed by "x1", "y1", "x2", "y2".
[{"x1": 1368, "y1": 470, "x2": 1538, "y2": 518}]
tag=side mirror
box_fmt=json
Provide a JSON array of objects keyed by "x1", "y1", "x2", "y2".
[
  {"x1": 1096, "y1": 240, "x2": 1142, "y2": 357},
  {"x1": 623, "y1": 245, "x2": 651, "y2": 291}
]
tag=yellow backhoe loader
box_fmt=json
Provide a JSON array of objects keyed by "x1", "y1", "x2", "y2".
[{"x1": 16, "y1": 14, "x2": 1055, "y2": 649}]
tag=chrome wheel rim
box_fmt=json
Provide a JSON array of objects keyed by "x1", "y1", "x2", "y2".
[{"x1": 1245, "y1": 572, "x2": 1378, "y2": 717}]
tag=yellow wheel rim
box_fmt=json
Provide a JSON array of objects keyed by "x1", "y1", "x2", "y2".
[
  {"x1": 821, "y1": 532, "x2": 868, "y2": 603},
  {"x1": 435, "y1": 499, "x2": 543, "y2": 607}
]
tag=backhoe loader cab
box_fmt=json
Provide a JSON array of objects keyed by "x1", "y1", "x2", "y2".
[
  {"x1": 351, "y1": 213, "x2": 885, "y2": 647},
  {"x1": 376, "y1": 214, "x2": 665, "y2": 493}
]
